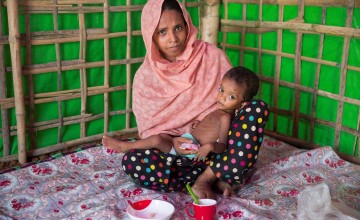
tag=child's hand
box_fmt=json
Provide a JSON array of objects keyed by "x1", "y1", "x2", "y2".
[
  {"x1": 194, "y1": 143, "x2": 214, "y2": 162},
  {"x1": 173, "y1": 136, "x2": 197, "y2": 155}
]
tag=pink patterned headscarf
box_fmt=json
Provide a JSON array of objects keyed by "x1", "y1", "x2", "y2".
[{"x1": 133, "y1": 0, "x2": 232, "y2": 138}]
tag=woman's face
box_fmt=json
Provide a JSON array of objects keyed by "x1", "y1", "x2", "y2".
[{"x1": 152, "y1": 9, "x2": 188, "y2": 62}]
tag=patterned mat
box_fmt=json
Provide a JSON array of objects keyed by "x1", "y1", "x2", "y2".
[{"x1": 0, "y1": 136, "x2": 359, "y2": 219}]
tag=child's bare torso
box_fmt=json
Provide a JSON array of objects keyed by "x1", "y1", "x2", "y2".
[{"x1": 191, "y1": 109, "x2": 231, "y2": 145}]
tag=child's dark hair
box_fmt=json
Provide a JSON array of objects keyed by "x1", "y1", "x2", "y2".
[
  {"x1": 162, "y1": 0, "x2": 187, "y2": 25},
  {"x1": 224, "y1": 66, "x2": 259, "y2": 102}
]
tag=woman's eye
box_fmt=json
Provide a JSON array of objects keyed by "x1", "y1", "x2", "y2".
[
  {"x1": 159, "y1": 30, "x2": 166, "y2": 35},
  {"x1": 229, "y1": 95, "x2": 235, "y2": 100},
  {"x1": 176, "y1": 26, "x2": 183, "y2": 31},
  {"x1": 219, "y1": 87, "x2": 224, "y2": 92}
]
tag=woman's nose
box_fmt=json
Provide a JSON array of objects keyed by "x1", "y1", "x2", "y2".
[{"x1": 168, "y1": 31, "x2": 178, "y2": 42}]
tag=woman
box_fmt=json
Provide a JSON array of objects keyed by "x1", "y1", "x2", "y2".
[
  {"x1": 132, "y1": 0, "x2": 232, "y2": 139},
  {"x1": 103, "y1": 0, "x2": 269, "y2": 198},
  {"x1": 104, "y1": 0, "x2": 231, "y2": 191}
]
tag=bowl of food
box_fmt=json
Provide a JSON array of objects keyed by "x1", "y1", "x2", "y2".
[{"x1": 126, "y1": 199, "x2": 175, "y2": 220}]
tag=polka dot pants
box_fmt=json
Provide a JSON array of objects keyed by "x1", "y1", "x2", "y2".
[
  {"x1": 210, "y1": 99, "x2": 269, "y2": 185},
  {"x1": 122, "y1": 99, "x2": 269, "y2": 191},
  {"x1": 122, "y1": 149, "x2": 209, "y2": 192}
]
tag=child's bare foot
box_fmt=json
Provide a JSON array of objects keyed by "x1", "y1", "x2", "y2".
[
  {"x1": 191, "y1": 167, "x2": 216, "y2": 199},
  {"x1": 214, "y1": 180, "x2": 234, "y2": 197},
  {"x1": 102, "y1": 135, "x2": 130, "y2": 153}
]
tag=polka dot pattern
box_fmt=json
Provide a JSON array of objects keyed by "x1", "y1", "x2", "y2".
[
  {"x1": 122, "y1": 148, "x2": 208, "y2": 192},
  {"x1": 122, "y1": 99, "x2": 269, "y2": 192},
  {"x1": 210, "y1": 99, "x2": 269, "y2": 185}
]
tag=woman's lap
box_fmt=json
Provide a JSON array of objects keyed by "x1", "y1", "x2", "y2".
[
  {"x1": 122, "y1": 149, "x2": 208, "y2": 192},
  {"x1": 122, "y1": 99, "x2": 269, "y2": 191}
]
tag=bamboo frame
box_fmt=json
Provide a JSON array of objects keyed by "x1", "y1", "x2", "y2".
[
  {"x1": 199, "y1": 0, "x2": 220, "y2": 44},
  {"x1": 53, "y1": 0, "x2": 64, "y2": 144},
  {"x1": 0, "y1": 4, "x2": 10, "y2": 156},
  {"x1": 310, "y1": 6, "x2": 326, "y2": 145},
  {"x1": 0, "y1": 2, "x2": 10, "y2": 157},
  {"x1": 334, "y1": 6, "x2": 353, "y2": 151},
  {"x1": 292, "y1": 0, "x2": 305, "y2": 137},
  {"x1": 256, "y1": 0, "x2": 263, "y2": 99},
  {"x1": 0, "y1": 0, "x2": 359, "y2": 166},
  {"x1": 221, "y1": 20, "x2": 360, "y2": 38},
  {"x1": 216, "y1": 0, "x2": 359, "y2": 164},
  {"x1": 224, "y1": 0, "x2": 359, "y2": 7},
  {"x1": 272, "y1": 4, "x2": 284, "y2": 133},
  {"x1": 0, "y1": 0, "x2": 200, "y2": 164},
  {"x1": 103, "y1": 0, "x2": 110, "y2": 133},
  {"x1": 125, "y1": 0, "x2": 132, "y2": 130},
  {"x1": 24, "y1": 4, "x2": 36, "y2": 150},
  {"x1": 7, "y1": 0, "x2": 27, "y2": 164}
]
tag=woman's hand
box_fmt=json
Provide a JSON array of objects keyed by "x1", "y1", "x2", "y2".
[{"x1": 173, "y1": 136, "x2": 197, "y2": 155}]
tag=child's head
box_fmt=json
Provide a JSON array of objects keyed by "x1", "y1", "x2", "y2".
[
  {"x1": 217, "y1": 66, "x2": 259, "y2": 112},
  {"x1": 223, "y1": 66, "x2": 259, "y2": 101}
]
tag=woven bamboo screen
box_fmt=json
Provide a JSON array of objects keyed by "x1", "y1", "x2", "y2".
[
  {"x1": 1, "y1": 0, "x2": 360, "y2": 165},
  {"x1": 217, "y1": 0, "x2": 360, "y2": 164},
  {"x1": 0, "y1": 0, "x2": 200, "y2": 164}
]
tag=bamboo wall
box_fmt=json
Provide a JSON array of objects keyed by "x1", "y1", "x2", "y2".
[
  {"x1": 217, "y1": 0, "x2": 360, "y2": 163},
  {"x1": 0, "y1": 0, "x2": 359, "y2": 165},
  {"x1": 0, "y1": 0, "x2": 199, "y2": 164}
]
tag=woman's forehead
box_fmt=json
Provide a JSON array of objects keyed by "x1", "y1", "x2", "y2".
[{"x1": 157, "y1": 9, "x2": 185, "y2": 29}]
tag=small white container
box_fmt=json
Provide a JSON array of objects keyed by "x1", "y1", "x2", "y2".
[{"x1": 126, "y1": 199, "x2": 175, "y2": 220}]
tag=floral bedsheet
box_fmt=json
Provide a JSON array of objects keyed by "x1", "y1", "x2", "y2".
[{"x1": 0, "y1": 136, "x2": 359, "y2": 219}]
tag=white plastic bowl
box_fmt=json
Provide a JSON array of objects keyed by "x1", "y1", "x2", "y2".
[{"x1": 126, "y1": 199, "x2": 175, "y2": 220}]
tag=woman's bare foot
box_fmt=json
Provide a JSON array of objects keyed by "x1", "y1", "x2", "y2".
[
  {"x1": 191, "y1": 167, "x2": 216, "y2": 199},
  {"x1": 214, "y1": 180, "x2": 234, "y2": 197},
  {"x1": 102, "y1": 135, "x2": 131, "y2": 153}
]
